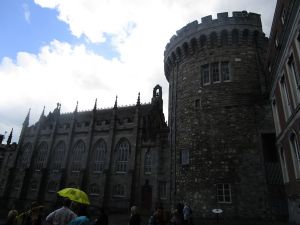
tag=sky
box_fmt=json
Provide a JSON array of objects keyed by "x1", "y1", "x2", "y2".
[{"x1": 0, "y1": 0, "x2": 277, "y2": 143}]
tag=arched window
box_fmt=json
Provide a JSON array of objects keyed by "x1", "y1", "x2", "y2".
[
  {"x1": 200, "y1": 35, "x2": 207, "y2": 48},
  {"x1": 18, "y1": 143, "x2": 32, "y2": 169},
  {"x1": 71, "y1": 141, "x2": 85, "y2": 172},
  {"x1": 52, "y1": 142, "x2": 66, "y2": 171},
  {"x1": 115, "y1": 139, "x2": 130, "y2": 173},
  {"x1": 289, "y1": 133, "x2": 300, "y2": 178},
  {"x1": 112, "y1": 184, "x2": 125, "y2": 197},
  {"x1": 242, "y1": 29, "x2": 249, "y2": 42},
  {"x1": 144, "y1": 151, "x2": 152, "y2": 174},
  {"x1": 34, "y1": 142, "x2": 48, "y2": 171},
  {"x1": 89, "y1": 183, "x2": 100, "y2": 195},
  {"x1": 253, "y1": 30, "x2": 259, "y2": 45},
  {"x1": 210, "y1": 32, "x2": 218, "y2": 47},
  {"x1": 232, "y1": 29, "x2": 239, "y2": 44},
  {"x1": 190, "y1": 38, "x2": 197, "y2": 54},
  {"x1": 93, "y1": 140, "x2": 106, "y2": 172},
  {"x1": 221, "y1": 30, "x2": 228, "y2": 46}
]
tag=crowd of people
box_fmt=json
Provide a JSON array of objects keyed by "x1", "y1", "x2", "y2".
[{"x1": 5, "y1": 200, "x2": 193, "y2": 225}]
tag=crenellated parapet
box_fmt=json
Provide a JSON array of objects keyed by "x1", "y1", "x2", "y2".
[{"x1": 164, "y1": 11, "x2": 266, "y2": 81}]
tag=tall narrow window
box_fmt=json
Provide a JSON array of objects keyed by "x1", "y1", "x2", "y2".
[
  {"x1": 115, "y1": 139, "x2": 130, "y2": 173},
  {"x1": 221, "y1": 62, "x2": 230, "y2": 81},
  {"x1": 210, "y1": 32, "x2": 218, "y2": 47},
  {"x1": 279, "y1": 147, "x2": 289, "y2": 183},
  {"x1": 159, "y1": 182, "x2": 167, "y2": 199},
  {"x1": 289, "y1": 133, "x2": 300, "y2": 178},
  {"x1": 202, "y1": 64, "x2": 210, "y2": 85},
  {"x1": 93, "y1": 140, "x2": 106, "y2": 172},
  {"x1": 71, "y1": 141, "x2": 85, "y2": 172},
  {"x1": 112, "y1": 184, "x2": 125, "y2": 197},
  {"x1": 211, "y1": 62, "x2": 220, "y2": 83},
  {"x1": 34, "y1": 142, "x2": 48, "y2": 171},
  {"x1": 216, "y1": 183, "x2": 231, "y2": 203},
  {"x1": 144, "y1": 151, "x2": 152, "y2": 174},
  {"x1": 287, "y1": 54, "x2": 300, "y2": 106},
  {"x1": 232, "y1": 29, "x2": 239, "y2": 44},
  {"x1": 220, "y1": 30, "x2": 228, "y2": 46},
  {"x1": 52, "y1": 142, "x2": 65, "y2": 171},
  {"x1": 18, "y1": 143, "x2": 32, "y2": 169},
  {"x1": 281, "y1": 7, "x2": 286, "y2": 25},
  {"x1": 279, "y1": 75, "x2": 292, "y2": 120},
  {"x1": 271, "y1": 99, "x2": 281, "y2": 135},
  {"x1": 89, "y1": 183, "x2": 100, "y2": 196}
]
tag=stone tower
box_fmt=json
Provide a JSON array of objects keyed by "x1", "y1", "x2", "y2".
[{"x1": 164, "y1": 11, "x2": 276, "y2": 219}]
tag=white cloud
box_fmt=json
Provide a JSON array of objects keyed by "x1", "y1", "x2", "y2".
[
  {"x1": 1, "y1": 0, "x2": 276, "y2": 142},
  {"x1": 23, "y1": 3, "x2": 31, "y2": 23}
]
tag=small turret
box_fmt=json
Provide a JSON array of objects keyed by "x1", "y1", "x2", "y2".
[
  {"x1": 114, "y1": 95, "x2": 118, "y2": 109},
  {"x1": 93, "y1": 98, "x2": 97, "y2": 111},
  {"x1": 136, "y1": 92, "x2": 141, "y2": 106},
  {"x1": 6, "y1": 128, "x2": 13, "y2": 145},
  {"x1": 23, "y1": 108, "x2": 31, "y2": 127}
]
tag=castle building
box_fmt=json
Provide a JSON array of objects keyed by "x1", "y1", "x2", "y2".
[
  {"x1": 164, "y1": 11, "x2": 286, "y2": 219},
  {"x1": 0, "y1": 85, "x2": 170, "y2": 211},
  {"x1": 267, "y1": 0, "x2": 300, "y2": 223}
]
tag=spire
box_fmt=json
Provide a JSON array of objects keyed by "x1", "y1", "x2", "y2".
[
  {"x1": 93, "y1": 98, "x2": 97, "y2": 111},
  {"x1": 137, "y1": 92, "x2": 140, "y2": 106},
  {"x1": 7, "y1": 128, "x2": 13, "y2": 145},
  {"x1": 23, "y1": 108, "x2": 31, "y2": 127},
  {"x1": 114, "y1": 95, "x2": 118, "y2": 108},
  {"x1": 39, "y1": 106, "x2": 45, "y2": 120},
  {"x1": 74, "y1": 101, "x2": 78, "y2": 113}
]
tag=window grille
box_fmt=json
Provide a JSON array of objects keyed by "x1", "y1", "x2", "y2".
[
  {"x1": 216, "y1": 183, "x2": 231, "y2": 203},
  {"x1": 71, "y1": 141, "x2": 85, "y2": 172},
  {"x1": 52, "y1": 142, "x2": 65, "y2": 171},
  {"x1": 115, "y1": 140, "x2": 129, "y2": 173},
  {"x1": 93, "y1": 140, "x2": 106, "y2": 172},
  {"x1": 144, "y1": 151, "x2": 152, "y2": 174}
]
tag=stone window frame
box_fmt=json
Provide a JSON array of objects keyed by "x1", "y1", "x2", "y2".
[
  {"x1": 93, "y1": 139, "x2": 107, "y2": 173},
  {"x1": 289, "y1": 131, "x2": 300, "y2": 179},
  {"x1": 271, "y1": 98, "x2": 281, "y2": 135},
  {"x1": 112, "y1": 184, "x2": 125, "y2": 197},
  {"x1": 34, "y1": 142, "x2": 48, "y2": 171},
  {"x1": 279, "y1": 74, "x2": 292, "y2": 120},
  {"x1": 201, "y1": 64, "x2": 210, "y2": 85},
  {"x1": 115, "y1": 138, "x2": 130, "y2": 174},
  {"x1": 159, "y1": 181, "x2": 167, "y2": 200},
  {"x1": 216, "y1": 183, "x2": 232, "y2": 203},
  {"x1": 211, "y1": 62, "x2": 220, "y2": 83},
  {"x1": 71, "y1": 140, "x2": 85, "y2": 172},
  {"x1": 18, "y1": 143, "x2": 33, "y2": 169},
  {"x1": 278, "y1": 146, "x2": 289, "y2": 183},
  {"x1": 144, "y1": 150, "x2": 152, "y2": 175},
  {"x1": 51, "y1": 141, "x2": 66, "y2": 172},
  {"x1": 89, "y1": 183, "x2": 100, "y2": 196},
  {"x1": 221, "y1": 61, "x2": 230, "y2": 82}
]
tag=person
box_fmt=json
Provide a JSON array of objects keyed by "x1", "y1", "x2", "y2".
[
  {"x1": 148, "y1": 206, "x2": 166, "y2": 225},
  {"x1": 46, "y1": 198, "x2": 77, "y2": 225},
  {"x1": 129, "y1": 206, "x2": 140, "y2": 225},
  {"x1": 170, "y1": 208, "x2": 181, "y2": 225},
  {"x1": 182, "y1": 203, "x2": 192, "y2": 225},
  {"x1": 176, "y1": 202, "x2": 184, "y2": 224},
  {"x1": 93, "y1": 208, "x2": 108, "y2": 225},
  {"x1": 67, "y1": 205, "x2": 89, "y2": 225},
  {"x1": 6, "y1": 204, "x2": 18, "y2": 225}
]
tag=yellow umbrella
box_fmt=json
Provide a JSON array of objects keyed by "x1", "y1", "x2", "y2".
[{"x1": 57, "y1": 188, "x2": 90, "y2": 205}]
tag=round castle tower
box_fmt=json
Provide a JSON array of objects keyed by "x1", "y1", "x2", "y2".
[{"x1": 164, "y1": 11, "x2": 272, "y2": 219}]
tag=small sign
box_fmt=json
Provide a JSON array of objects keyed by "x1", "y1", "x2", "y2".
[{"x1": 212, "y1": 209, "x2": 223, "y2": 214}]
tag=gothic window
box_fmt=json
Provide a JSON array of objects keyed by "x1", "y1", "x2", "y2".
[
  {"x1": 34, "y1": 142, "x2": 48, "y2": 171},
  {"x1": 289, "y1": 133, "x2": 300, "y2": 179},
  {"x1": 71, "y1": 141, "x2": 85, "y2": 172},
  {"x1": 93, "y1": 140, "x2": 106, "y2": 173},
  {"x1": 144, "y1": 151, "x2": 152, "y2": 174},
  {"x1": 52, "y1": 142, "x2": 66, "y2": 171},
  {"x1": 216, "y1": 183, "x2": 231, "y2": 203},
  {"x1": 279, "y1": 75, "x2": 292, "y2": 120},
  {"x1": 279, "y1": 147, "x2": 289, "y2": 183},
  {"x1": 47, "y1": 181, "x2": 58, "y2": 193},
  {"x1": 19, "y1": 143, "x2": 32, "y2": 169},
  {"x1": 115, "y1": 139, "x2": 130, "y2": 173},
  {"x1": 210, "y1": 32, "x2": 218, "y2": 47},
  {"x1": 220, "y1": 30, "x2": 228, "y2": 46},
  {"x1": 112, "y1": 184, "x2": 125, "y2": 197},
  {"x1": 89, "y1": 183, "x2": 100, "y2": 196},
  {"x1": 253, "y1": 30, "x2": 259, "y2": 46},
  {"x1": 200, "y1": 35, "x2": 207, "y2": 48},
  {"x1": 242, "y1": 29, "x2": 249, "y2": 41},
  {"x1": 221, "y1": 62, "x2": 230, "y2": 81},
  {"x1": 159, "y1": 182, "x2": 167, "y2": 199},
  {"x1": 232, "y1": 29, "x2": 239, "y2": 44},
  {"x1": 287, "y1": 53, "x2": 300, "y2": 106},
  {"x1": 190, "y1": 38, "x2": 197, "y2": 54},
  {"x1": 202, "y1": 64, "x2": 210, "y2": 85},
  {"x1": 211, "y1": 62, "x2": 220, "y2": 83},
  {"x1": 181, "y1": 149, "x2": 189, "y2": 165},
  {"x1": 30, "y1": 179, "x2": 38, "y2": 191}
]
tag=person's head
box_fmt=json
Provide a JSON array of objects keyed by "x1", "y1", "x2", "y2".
[
  {"x1": 130, "y1": 206, "x2": 138, "y2": 215},
  {"x1": 62, "y1": 198, "x2": 72, "y2": 207}
]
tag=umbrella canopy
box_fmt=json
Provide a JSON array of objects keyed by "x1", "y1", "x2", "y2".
[{"x1": 57, "y1": 188, "x2": 90, "y2": 205}]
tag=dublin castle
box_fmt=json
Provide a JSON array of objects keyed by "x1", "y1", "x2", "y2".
[{"x1": 1, "y1": 0, "x2": 300, "y2": 223}]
